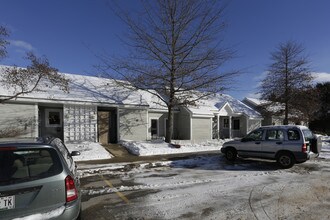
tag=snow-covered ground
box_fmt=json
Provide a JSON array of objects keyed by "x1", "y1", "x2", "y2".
[
  {"x1": 121, "y1": 139, "x2": 229, "y2": 156},
  {"x1": 81, "y1": 150, "x2": 330, "y2": 219},
  {"x1": 66, "y1": 141, "x2": 113, "y2": 161},
  {"x1": 68, "y1": 136, "x2": 330, "y2": 162},
  {"x1": 319, "y1": 136, "x2": 330, "y2": 159}
]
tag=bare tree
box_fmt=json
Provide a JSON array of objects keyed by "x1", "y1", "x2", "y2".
[
  {"x1": 259, "y1": 40, "x2": 313, "y2": 125},
  {"x1": 0, "y1": 26, "x2": 9, "y2": 60},
  {"x1": 99, "y1": 0, "x2": 237, "y2": 143},
  {"x1": 0, "y1": 26, "x2": 69, "y2": 103}
]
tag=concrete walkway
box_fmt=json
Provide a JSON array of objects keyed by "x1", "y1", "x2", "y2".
[{"x1": 77, "y1": 143, "x2": 220, "y2": 165}]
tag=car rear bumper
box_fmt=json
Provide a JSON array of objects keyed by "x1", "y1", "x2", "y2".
[
  {"x1": 294, "y1": 152, "x2": 310, "y2": 162},
  {"x1": 59, "y1": 198, "x2": 81, "y2": 220}
]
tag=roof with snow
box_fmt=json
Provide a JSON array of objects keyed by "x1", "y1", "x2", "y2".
[
  {"x1": 187, "y1": 94, "x2": 262, "y2": 118},
  {"x1": 137, "y1": 90, "x2": 168, "y2": 110},
  {"x1": 243, "y1": 97, "x2": 284, "y2": 113},
  {"x1": 0, "y1": 66, "x2": 261, "y2": 118},
  {"x1": 0, "y1": 68, "x2": 148, "y2": 106}
]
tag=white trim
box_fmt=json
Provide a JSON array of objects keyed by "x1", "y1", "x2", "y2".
[
  {"x1": 146, "y1": 110, "x2": 149, "y2": 140},
  {"x1": 3, "y1": 96, "x2": 149, "y2": 109},
  {"x1": 228, "y1": 116, "x2": 232, "y2": 138},
  {"x1": 164, "y1": 118, "x2": 168, "y2": 138},
  {"x1": 34, "y1": 103, "x2": 39, "y2": 137},
  {"x1": 149, "y1": 117, "x2": 159, "y2": 138},
  {"x1": 210, "y1": 117, "x2": 213, "y2": 139},
  {"x1": 217, "y1": 114, "x2": 220, "y2": 139}
]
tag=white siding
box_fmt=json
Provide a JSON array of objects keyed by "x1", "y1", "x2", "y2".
[
  {"x1": 0, "y1": 103, "x2": 37, "y2": 138},
  {"x1": 248, "y1": 119, "x2": 261, "y2": 133},
  {"x1": 119, "y1": 108, "x2": 148, "y2": 141}
]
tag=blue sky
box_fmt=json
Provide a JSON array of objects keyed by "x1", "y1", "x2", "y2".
[{"x1": 1, "y1": 0, "x2": 329, "y2": 100}]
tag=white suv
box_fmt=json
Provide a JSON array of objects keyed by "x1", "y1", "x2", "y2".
[{"x1": 221, "y1": 125, "x2": 321, "y2": 168}]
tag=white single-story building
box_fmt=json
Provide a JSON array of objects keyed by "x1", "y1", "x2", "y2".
[{"x1": 0, "y1": 70, "x2": 263, "y2": 144}]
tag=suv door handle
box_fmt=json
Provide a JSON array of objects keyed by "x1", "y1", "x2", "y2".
[{"x1": 276, "y1": 142, "x2": 282, "y2": 145}]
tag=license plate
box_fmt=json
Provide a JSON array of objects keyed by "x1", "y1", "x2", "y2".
[{"x1": 0, "y1": 196, "x2": 15, "y2": 210}]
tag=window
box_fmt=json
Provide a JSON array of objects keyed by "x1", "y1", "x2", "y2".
[
  {"x1": 302, "y1": 129, "x2": 314, "y2": 141},
  {"x1": 223, "y1": 118, "x2": 229, "y2": 128},
  {"x1": 246, "y1": 130, "x2": 263, "y2": 141},
  {"x1": 45, "y1": 109, "x2": 62, "y2": 127},
  {"x1": 233, "y1": 119, "x2": 240, "y2": 130},
  {"x1": 288, "y1": 129, "x2": 300, "y2": 141},
  {"x1": 0, "y1": 148, "x2": 62, "y2": 186},
  {"x1": 151, "y1": 119, "x2": 158, "y2": 137},
  {"x1": 266, "y1": 130, "x2": 284, "y2": 141}
]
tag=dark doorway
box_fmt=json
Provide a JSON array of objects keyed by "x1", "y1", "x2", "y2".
[{"x1": 97, "y1": 108, "x2": 118, "y2": 144}]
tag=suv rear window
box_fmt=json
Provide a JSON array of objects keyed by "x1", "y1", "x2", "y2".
[
  {"x1": 302, "y1": 129, "x2": 314, "y2": 141},
  {"x1": 0, "y1": 148, "x2": 63, "y2": 186}
]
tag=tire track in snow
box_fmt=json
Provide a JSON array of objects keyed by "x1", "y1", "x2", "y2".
[{"x1": 248, "y1": 185, "x2": 272, "y2": 220}]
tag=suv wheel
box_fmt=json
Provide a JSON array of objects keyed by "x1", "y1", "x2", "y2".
[
  {"x1": 277, "y1": 152, "x2": 295, "y2": 169},
  {"x1": 225, "y1": 148, "x2": 237, "y2": 161}
]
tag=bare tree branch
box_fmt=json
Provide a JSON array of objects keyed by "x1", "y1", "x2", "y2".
[
  {"x1": 98, "y1": 0, "x2": 238, "y2": 142},
  {"x1": 258, "y1": 40, "x2": 314, "y2": 125},
  {"x1": 0, "y1": 52, "x2": 69, "y2": 103}
]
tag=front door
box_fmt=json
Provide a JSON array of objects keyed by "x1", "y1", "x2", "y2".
[
  {"x1": 98, "y1": 110, "x2": 118, "y2": 144},
  {"x1": 39, "y1": 107, "x2": 64, "y2": 140},
  {"x1": 98, "y1": 111, "x2": 109, "y2": 145}
]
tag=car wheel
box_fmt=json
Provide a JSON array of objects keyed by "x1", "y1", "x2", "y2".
[
  {"x1": 277, "y1": 152, "x2": 295, "y2": 169},
  {"x1": 225, "y1": 148, "x2": 237, "y2": 161}
]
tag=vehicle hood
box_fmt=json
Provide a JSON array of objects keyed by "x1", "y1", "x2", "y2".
[{"x1": 223, "y1": 139, "x2": 242, "y2": 147}]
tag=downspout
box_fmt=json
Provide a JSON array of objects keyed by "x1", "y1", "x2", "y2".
[
  {"x1": 246, "y1": 116, "x2": 249, "y2": 135},
  {"x1": 229, "y1": 116, "x2": 232, "y2": 139},
  {"x1": 217, "y1": 114, "x2": 220, "y2": 139},
  {"x1": 189, "y1": 111, "x2": 192, "y2": 140}
]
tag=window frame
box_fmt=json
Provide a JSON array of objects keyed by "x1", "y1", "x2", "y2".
[
  {"x1": 45, "y1": 109, "x2": 62, "y2": 128},
  {"x1": 150, "y1": 118, "x2": 159, "y2": 137}
]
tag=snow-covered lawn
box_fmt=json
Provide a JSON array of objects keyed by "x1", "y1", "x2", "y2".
[
  {"x1": 121, "y1": 139, "x2": 229, "y2": 156},
  {"x1": 66, "y1": 142, "x2": 113, "y2": 161},
  {"x1": 68, "y1": 136, "x2": 330, "y2": 162}
]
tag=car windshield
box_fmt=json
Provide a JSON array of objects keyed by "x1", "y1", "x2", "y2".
[
  {"x1": 0, "y1": 147, "x2": 63, "y2": 186},
  {"x1": 245, "y1": 129, "x2": 264, "y2": 141}
]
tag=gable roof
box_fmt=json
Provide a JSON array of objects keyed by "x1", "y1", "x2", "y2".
[
  {"x1": 243, "y1": 97, "x2": 284, "y2": 113},
  {"x1": 187, "y1": 94, "x2": 262, "y2": 118}
]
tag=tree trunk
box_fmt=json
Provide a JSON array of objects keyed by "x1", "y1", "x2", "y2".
[
  {"x1": 165, "y1": 105, "x2": 174, "y2": 143},
  {"x1": 284, "y1": 102, "x2": 289, "y2": 125}
]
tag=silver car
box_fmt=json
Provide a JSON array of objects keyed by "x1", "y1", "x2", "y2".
[
  {"x1": 0, "y1": 137, "x2": 81, "y2": 219},
  {"x1": 221, "y1": 125, "x2": 321, "y2": 168}
]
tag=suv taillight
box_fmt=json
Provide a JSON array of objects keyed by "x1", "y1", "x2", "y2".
[
  {"x1": 65, "y1": 175, "x2": 78, "y2": 202},
  {"x1": 302, "y1": 143, "x2": 307, "y2": 153}
]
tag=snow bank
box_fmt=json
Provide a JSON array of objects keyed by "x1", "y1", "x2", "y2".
[
  {"x1": 319, "y1": 136, "x2": 330, "y2": 159},
  {"x1": 66, "y1": 136, "x2": 329, "y2": 161},
  {"x1": 66, "y1": 141, "x2": 113, "y2": 161},
  {"x1": 121, "y1": 139, "x2": 228, "y2": 156}
]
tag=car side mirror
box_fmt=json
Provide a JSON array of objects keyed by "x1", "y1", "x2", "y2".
[{"x1": 70, "y1": 151, "x2": 81, "y2": 157}]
